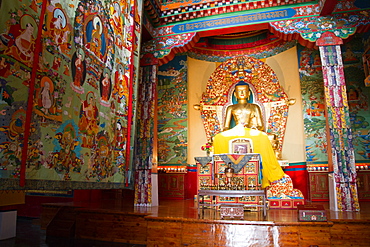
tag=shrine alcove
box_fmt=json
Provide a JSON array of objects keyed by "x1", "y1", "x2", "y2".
[{"x1": 198, "y1": 55, "x2": 291, "y2": 157}]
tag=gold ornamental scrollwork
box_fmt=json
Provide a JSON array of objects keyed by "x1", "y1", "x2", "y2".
[{"x1": 198, "y1": 55, "x2": 291, "y2": 155}]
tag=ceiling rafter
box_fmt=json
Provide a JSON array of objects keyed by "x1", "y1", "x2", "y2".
[{"x1": 318, "y1": 0, "x2": 337, "y2": 16}]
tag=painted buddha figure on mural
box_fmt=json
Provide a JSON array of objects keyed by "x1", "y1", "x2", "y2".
[{"x1": 213, "y1": 82, "x2": 285, "y2": 188}]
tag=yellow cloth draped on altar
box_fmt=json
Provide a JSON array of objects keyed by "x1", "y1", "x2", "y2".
[{"x1": 213, "y1": 124, "x2": 285, "y2": 188}]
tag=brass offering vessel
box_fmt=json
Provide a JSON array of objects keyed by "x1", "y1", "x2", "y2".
[{"x1": 224, "y1": 163, "x2": 234, "y2": 188}]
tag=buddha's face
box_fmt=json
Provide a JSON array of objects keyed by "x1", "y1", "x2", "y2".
[{"x1": 234, "y1": 85, "x2": 249, "y2": 100}]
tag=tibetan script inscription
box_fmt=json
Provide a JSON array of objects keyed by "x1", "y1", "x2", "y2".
[{"x1": 173, "y1": 9, "x2": 296, "y2": 33}]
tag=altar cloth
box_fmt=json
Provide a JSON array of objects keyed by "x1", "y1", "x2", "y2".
[
  {"x1": 216, "y1": 153, "x2": 262, "y2": 186},
  {"x1": 194, "y1": 156, "x2": 213, "y2": 168}
]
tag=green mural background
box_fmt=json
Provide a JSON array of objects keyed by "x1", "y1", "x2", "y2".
[
  {"x1": 298, "y1": 46, "x2": 327, "y2": 162},
  {"x1": 157, "y1": 55, "x2": 188, "y2": 167},
  {"x1": 299, "y1": 32, "x2": 370, "y2": 163},
  {"x1": 343, "y1": 34, "x2": 370, "y2": 161}
]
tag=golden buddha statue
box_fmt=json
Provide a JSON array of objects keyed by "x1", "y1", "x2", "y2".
[
  {"x1": 223, "y1": 83, "x2": 265, "y2": 131},
  {"x1": 213, "y1": 82, "x2": 285, "y2": 188}
]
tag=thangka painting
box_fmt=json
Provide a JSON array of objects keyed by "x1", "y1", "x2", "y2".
[
  {"x1": 0, "y1": 0, "x2": 140, "y2": 189},
  {"x1": 199, "y1": 55, "x2": 289, "y2": 155},
  {"x1": 298, "y1": 45, "x2": 328, "y2": 162},
  {"x1": 157, "y1": 55, "x2": 188, "y2": 167}
]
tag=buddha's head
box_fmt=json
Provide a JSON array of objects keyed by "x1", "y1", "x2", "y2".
[{"x1": 234, "y1": 82, "x2": 250, "y2": 101}]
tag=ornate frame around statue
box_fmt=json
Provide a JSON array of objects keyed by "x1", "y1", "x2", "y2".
[{"x1": 199, "y1": 56, "x2": 289, "y2": 155}]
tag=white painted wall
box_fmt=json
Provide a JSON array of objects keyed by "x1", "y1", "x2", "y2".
[
  {"x1": 266, "y1": 47, "x2": 306, "y2": 163},
  {"x1": 187, "y1": 58, "x2": 217, "y2": 161}
]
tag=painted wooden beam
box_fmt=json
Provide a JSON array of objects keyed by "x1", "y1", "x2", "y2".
[{"x1": 318, "y1": 0, "x2": 337, "y2": 16}]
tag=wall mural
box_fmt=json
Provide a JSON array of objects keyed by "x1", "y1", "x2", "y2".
[
  {"x1": 342, "y1": 33, "x2": 370, "y2": 161},
  {"x1": 0, "y1": 0, "x2": 139, "y2": 189},
  {"x1": 298, "y1": 45, "x2": 328, "y2": 162},
  {"x1": 157, "y1": 55, "x2": 188, "y2": 167},
  {"x1": 299, "y1": 32, "x2": 370, "y2": 163}
]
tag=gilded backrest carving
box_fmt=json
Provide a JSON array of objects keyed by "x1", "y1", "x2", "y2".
[{"x1": 199, "y1": 55, "x2": 289, "y2": 154}]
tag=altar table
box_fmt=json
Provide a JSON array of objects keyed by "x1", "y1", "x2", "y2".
[{"x1": 197, "y1": 189, "x2": 267, "y2": 218}]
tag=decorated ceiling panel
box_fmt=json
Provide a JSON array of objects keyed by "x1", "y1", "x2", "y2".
[
  {"x1": 142, "y1": 0, "x2": 370, "y2": 66},
  {"x1": 145, "y1": 0, "x2": 315, "y2": 26}
]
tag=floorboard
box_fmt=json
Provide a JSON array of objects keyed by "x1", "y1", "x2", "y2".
[{"x1": 3, "y1": 197, "x2": 370, "y2": 246}]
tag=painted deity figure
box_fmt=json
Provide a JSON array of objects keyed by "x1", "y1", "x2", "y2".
[
  {"x1": 74, "y1": 52, "x2": 84, "y2": 87},
  {"x1": 48, "y1": 8, "x2": 71, "y2": 55},
  {"x1": 213, "y1": 82, "x2": 285, "y2": 188},
  {"x1": 89, "y1": 16, "x2": 103, "y2": 57},
  {"x1": 111, "y1": 2, "x2": 123, "y2": 33},
  {"x1": 0, "y1": 108, "x2": 28, "y2": 168},
  {"x1": 40, "y1": 78, "x2": 53, "y2": 115},
  {"x1": 100, "y1": 70, "x2": 111, "y2": 102},
  {"x1": 52, "y1": 124, "x2": 82, "y2": 180},
  {"x1": 15, "y1": 23, "x2": 35, "y2": 60},
  {"x1": 81, "y1": 96, "x2": 98, "y2": 131},
  {"x1": 71, "y1": 49, "x2": 86, "y2": 94},
  {"x1": 4, "y1": 15, "x2": 37, "y2": 66},
  {"x1": 113, "y1": 64, "x2": 128, "y2": 102},
  {"x1": 114, "y1": 120, "x2": 125, "y2": 150},
  {"x1": 50, "y1": 10, "x2": 68, "y2": 44},
  {"x1": 78, "y1": 92, "x2": 99, "y2": 146},
  {"x1": 52, "y1": 14, "x2": 64, "y2": 35}
]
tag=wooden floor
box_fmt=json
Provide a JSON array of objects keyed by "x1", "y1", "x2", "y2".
[{"x1": 41, "y1": 196, "x2": 370, "y2": 247}]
